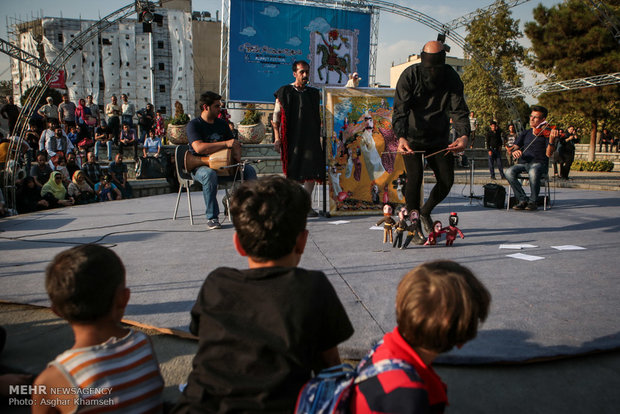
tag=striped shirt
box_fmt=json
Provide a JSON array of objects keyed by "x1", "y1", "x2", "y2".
[{"x1": 50, "y1": 330, "x2": 164, "y2": 413}]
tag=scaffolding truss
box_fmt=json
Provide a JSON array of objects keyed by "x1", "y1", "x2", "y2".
[
  {"x1": 443, "y1": 0, "x2": 532, "y2": 30},
  {"x1": 502, "y1": 72, "x2": 620, "y2": 98}
]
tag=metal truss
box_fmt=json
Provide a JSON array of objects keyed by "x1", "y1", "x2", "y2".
[
  {"x1": 220, "y1": 0, "x2": 230, "y2": 101},
  {"x1": 0, "y1": 38, "x2": 55, "y2": 73},
  {"x1": 368, "y1": 6, "x2": 379, "y2": 85},
  {"x1": 444, "y1": 0, "x2": 531, "y2": 31},
  {"x1": 585, "y1": 0, "x2": 620, "y2": 43},
  {"x1": 502, "y1": 72, "x2": 620, "y2": 98}
]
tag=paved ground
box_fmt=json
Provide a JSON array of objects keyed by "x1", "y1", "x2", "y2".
[{"x1": 1, "y1": 171, "x2": 619, "y2": 413}]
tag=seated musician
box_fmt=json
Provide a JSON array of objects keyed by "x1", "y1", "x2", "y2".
[
  {"x1": 505, "y1": 105, "x2": 558, "y2": 211},
  {"x1": 186, "y1": 91, "x2": 257, "y2": 229}
]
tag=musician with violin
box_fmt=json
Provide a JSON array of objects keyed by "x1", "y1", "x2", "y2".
[
  {"x1": 505, "y1": 105, "x2": 559, "y2": 211},
  {"x1": 187, "y1": 91, "x2": 257, "y2": 230}
]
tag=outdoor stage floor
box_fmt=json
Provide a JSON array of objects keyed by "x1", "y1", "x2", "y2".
[{"x1": 1, "y1": 184, "x2": 619, "y2": 363}]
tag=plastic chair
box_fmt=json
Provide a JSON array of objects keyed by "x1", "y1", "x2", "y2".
[
  {"x1": 506, "y1": 172, "x2": 553, "y2": 211},
  {"x1": 173, "y1": 145, "x2": 195, "y2": 225}
]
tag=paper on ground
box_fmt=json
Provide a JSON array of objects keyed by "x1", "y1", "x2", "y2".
[
  {"x1": 369, "y1": 226, "x2": 384, "y2": 231},
  {"x1": 329, "y1": 220, "x2": 351, "y2": 225},
  {"x1": 551, "y1": 245, "x2": 586, "y2": 251},
  {"x1": 507, "y1": 253, "x2": 545, "y2": 261},
  {"x1": 499, "y1": 244, "x2": 538, "y2": 249}
]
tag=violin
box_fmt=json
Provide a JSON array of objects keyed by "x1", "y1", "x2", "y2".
[{"x1": 532, "y1": 122, "x2": 557, "y2": 138}]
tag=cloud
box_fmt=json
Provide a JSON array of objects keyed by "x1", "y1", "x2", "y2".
[
  {"x1": 260, "y1": 6, "x2": 279, "y2": 18},
  {"x1": 286, "y1": 36, "x2": 302, "y2": 46},
  {"x1": 240, "y1": 26, "x2": 256, "y2": 37},
  {"x1": 304, "y1": 17, "x2": 331, "y2": 33}
]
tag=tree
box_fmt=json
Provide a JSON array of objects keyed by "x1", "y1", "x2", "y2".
[
  {"x1": 462, "y1": 1, "x2": 527, "y2": 133},
  {"x1": 525, "y1": 0, "x2": 620, "y2": 161}
]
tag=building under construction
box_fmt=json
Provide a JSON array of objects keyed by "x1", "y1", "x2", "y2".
[{"x1": 6, "y1": 0, "x2": 221, "y2": 117}]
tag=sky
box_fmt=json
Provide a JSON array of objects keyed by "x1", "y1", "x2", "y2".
[{"x1": 0, "y1": 0, "x2": 561, "y2": 88}]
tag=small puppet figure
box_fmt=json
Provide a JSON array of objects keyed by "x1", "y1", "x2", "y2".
[
  {"x1": 376, "y1": 204, "x2": 395, "y2": 244},
  {"x1": 402, "y1": 210, "x2": 426, "y2": 249},
  {"x1": 424, "y1": 220, "x2": 446, "y2": 246},
  {"x1": 445, "y1": 212, "x2": 465, "y2": 246},
  {"x1": 392, "y1": 207, "x2": 408, "y2": 248}
]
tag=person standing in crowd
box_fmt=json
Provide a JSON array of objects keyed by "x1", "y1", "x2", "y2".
[
  {"x1": 393, "y1": 40, "x2": 470, "y2": 236},
  {"x1": 505, "y1": 123, "x2": 518, "y2": 166},
  {"x1": 505, "y1": 105, "x2": 558, "y2": 211},
  {"x1": 1, "y1": 95, "x2": 20, "y2": 135},
  {"x1": 136, "y1": 103, "x2": 155, "y2": 143},
  {"x1": 105, "y1": 95, "x2": 121, "y2": 143},
  {"x1": 272, "y1": 60, "x2": 324, "y2": 216},
  {"x1": 121, "y1": 94, "x2": 135, "y2": 128},
  {"x1": 558, "y1": 125, "x2": 578, "y2": 180},
  {"x1": 57, "y1": 94, "x2": 76, "y2": 133},
  {"x1": 468, "y1": 111, "x2": 477, "y2": 148},
  {"x1": 86, "y1": 94, "x2": 100, "y2": 124},
  {"x1": 37, "y1": 97, "x2": 59, "y2": 124},
  {"x1": 486, "y1": 121, "x2": 506, "y2": 180}
]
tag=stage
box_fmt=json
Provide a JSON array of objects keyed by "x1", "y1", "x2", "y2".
[{"x1": 1, "y1": 183, "x2": 619, "y2": 363}]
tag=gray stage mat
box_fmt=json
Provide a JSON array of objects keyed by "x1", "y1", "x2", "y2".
[{"x1": 1, "y1": 185, "x2": 619, "y2": 363}]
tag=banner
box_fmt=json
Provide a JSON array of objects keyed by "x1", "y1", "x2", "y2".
[
  {"x1": 229, "y1": 0, "x2": 371, "y2": 103},
  {"x1": 45, "y1": 70, "x2": 66, "y2": 89},
  {"x1": 325, "y1": 88, "x2": 406, "y2": 215}
]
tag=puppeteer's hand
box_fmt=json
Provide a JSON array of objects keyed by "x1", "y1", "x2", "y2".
[
  {"x1": 447, "y1": 136, "x2": 468, "y2": 153},
  {"x1": 274, "y1": 139, "x2": 282, "y2": 154},
  {"x1": 512, "y1": 149, "x2": 522, "y2": 159},
  {"x1": 397, "y1": 138, "x2": 414, "y2": 154}
]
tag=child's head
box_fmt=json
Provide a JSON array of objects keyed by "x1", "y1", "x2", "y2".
[
  {"x1": 396, "y1": 260, "x2": 491, "y2": 353},
  {"x1": 45, "y1": 245, "x2": 127, "y2": 322},
  {"x1": 230, "y1": 176, "x2": 310, "y2": 262}
]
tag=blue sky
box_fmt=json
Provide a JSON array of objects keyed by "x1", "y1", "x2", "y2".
[{"x1": 0, "y1": 0, "x2": 560, "y2": 87}]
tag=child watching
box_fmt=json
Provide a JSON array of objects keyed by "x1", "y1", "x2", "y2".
[
  {"x1": 351, "y1": 260, "x2": 491, "y2": 413},
  {"x1": 173, "y1": 176, "x2": 354, "y2": 413},
  {"x1": 32, "y1": 245, "x2": 164, "y2": 413}
]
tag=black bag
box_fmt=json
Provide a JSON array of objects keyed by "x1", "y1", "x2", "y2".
[
  {"x1": 483, "y1": 183, "x2": 506, "y2": 209},
  {"x1": 136, "y1": 156, "x2": 169, "y2": 179}
]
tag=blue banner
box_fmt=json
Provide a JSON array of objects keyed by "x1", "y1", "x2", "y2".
[{"x1": 229, "y1": 0, "x2": 371, "y2": 103}]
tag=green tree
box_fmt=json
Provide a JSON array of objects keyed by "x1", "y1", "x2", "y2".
[
  {"x1": 462, "y1": 1, "x2": 527, "y2": 132},
  {"x1": 525, "y1": 0, "x2": 620, "y2": 161}
]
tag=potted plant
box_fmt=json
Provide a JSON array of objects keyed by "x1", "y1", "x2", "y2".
[
  {"x1": 237, "y1": 104, "x2": 266, "y2": 144},
  {"x1": 166, "y1": 101, "x2": 191, "y2": 145}
]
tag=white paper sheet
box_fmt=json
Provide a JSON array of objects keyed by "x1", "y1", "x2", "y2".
[
  {"x1": 369, "y1": 226, "x2": 384, "y2": 231},
  {"x1": 329, "y1": 220, "x2": 350, "y2": 225},
  {"x1": 551, "y1": 245, "x2": 586, "y2": 251},
  {"x1": 506, "y1": 253, "x2": 545, "y2": 261},
  {"x1": 499, "y1": 244, "x2": 538, "y2": 249}
]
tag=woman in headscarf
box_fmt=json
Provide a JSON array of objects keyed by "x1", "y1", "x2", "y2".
[
  {"x1": 41, "y1": 171, "x2": 74, "y2": 207},
  {"x1": 67, "y1": 170, "x2": 96, "y2": 204},
  {"x1": 16, "y1": 176, "x2": 49, "y2": 213}
]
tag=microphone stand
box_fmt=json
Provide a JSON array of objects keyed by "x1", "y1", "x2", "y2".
[{"x1": 463, "y1": 150, "x2": 482, "y2": 205}]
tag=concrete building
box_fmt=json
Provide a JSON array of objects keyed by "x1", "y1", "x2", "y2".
[
  {"x1": 8, "y1": 0, "x2": 221, "y2": 119},
  {"x1": 389, "y1": 54, "x2": 468, "y2": 88}
]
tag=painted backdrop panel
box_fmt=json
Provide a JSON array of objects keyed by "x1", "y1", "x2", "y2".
[
  {"x1": 325, "y1": 88, "x2": 406, "y2": 215},
  {"x1": 229, "y1": 0, "x2": 371, "y2": 102}
]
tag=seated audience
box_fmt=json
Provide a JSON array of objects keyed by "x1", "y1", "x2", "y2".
[
  {"x1": 94, "y1": 174, "x2": 122, "y2": 202},
  {"x1": 32, "y1": 245, "x2": 164, "y2": 413},
  {"x1": 67, "y1": 170, "x2": 97, "y2": 204},
  {"x1": 172, "y1": 176, "x2": 353, "y2": 413},
  {"x1": 119, "y1": 123, "x2": 138, "y2": 160},
  {"x1": 94, "y1": 119, "x2": 113, "y2": 161},
  {"x1": 143, "y1": 129, "x2": 162, "y2": 157},
  {"x1": 108, "y1": 153, "x2": 133, "y2": 199},
  {"x1": 351, "y1": 261, "x2": 491, "y2": 413},
  {"x1": 65, "y1": 152, "x2": 81, "y2": 179},
  {"x1": 41, "y1": 171, "x2": 74, "y2": 207},
  {"x1": 30, "y1": 152, "x2": 53, "y2": 187},
  {"x1": 16, "y1": 176, "x2": 49, "y2": 213},
  {"x1": 81, "y1": 151, "x2": 103, "y2": 187}
]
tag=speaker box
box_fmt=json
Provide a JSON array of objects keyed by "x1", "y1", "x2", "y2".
[{"x1": 483, "y1": 183, "x2": 506, "y2": 209}]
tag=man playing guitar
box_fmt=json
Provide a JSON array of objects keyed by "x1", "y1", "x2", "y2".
[{"x1": 187, "y1": 91, "x2": 257, "y2": 229}]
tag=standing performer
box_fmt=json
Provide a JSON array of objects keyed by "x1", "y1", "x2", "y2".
[
  {"x1": 394, "y1": 40, "x2": 470, "y2": 236},
  {"x1": 272, "y1": 60, "x2": 324, "y2": 216}
]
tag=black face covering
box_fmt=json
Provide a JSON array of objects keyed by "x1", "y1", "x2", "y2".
[{"x1": 420, "y1": 50, "x2": 447, "y2": 91}]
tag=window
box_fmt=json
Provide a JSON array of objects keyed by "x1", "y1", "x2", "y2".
[
  {"x1": 158, "y1": 63, "x2": 165, "y2": 70},
  {"x1": 157, "y1": 41, "x2": 164, "y2": 49},
  {"x1": 159, "y1": 85, "x2": 166, "y2": 92},
  {"x1": 57, "y1": 34, "x2": 63, "y2": 42}
]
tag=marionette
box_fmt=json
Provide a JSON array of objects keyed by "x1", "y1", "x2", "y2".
[
  {"x1": 376, "y1": 204, "x2": 395, "y2": 244},
  {"x1": 401, "y1": 210, "x2": 426, "y2": 249},
  {"x1": 424, "y1": 220, "x2": 446, "y2": 246},
  {"x1": 445, "y1": 212, "x2": 465, "y2": 246},
  {"x1": 392, "y1": 207, "x2": 408, "y2": 248}
]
